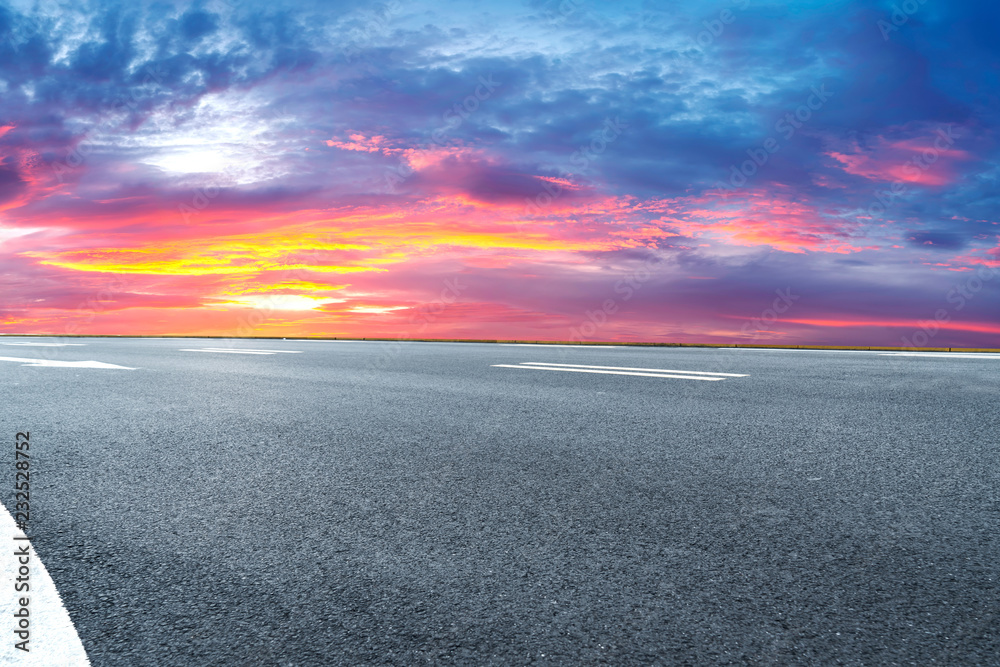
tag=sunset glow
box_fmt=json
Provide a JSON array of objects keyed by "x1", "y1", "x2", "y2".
[{"x1": 1, "y1": 1, "x2": 998, "y2": 347}]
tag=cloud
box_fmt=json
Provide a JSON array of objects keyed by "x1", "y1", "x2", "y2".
[
  {"x1": 0, "y1": 159, "x2": 25, "y2": 203},
  {"x1": 0, "y1": 0, "x2": 997, "y2": 346},
  {"x1": 826, "y1": 129, "x2": 972, "y2": 187},
  {"x1": 906, "y1": 231, "x2": 968, "y2": 250},
  {"x1": 179, "y1": 9, "x2": 220, "y2": 42}
]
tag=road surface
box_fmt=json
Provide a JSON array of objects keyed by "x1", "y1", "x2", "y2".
[{"x1": 1, "y1": 337, "x2": 998, "y2": 665}]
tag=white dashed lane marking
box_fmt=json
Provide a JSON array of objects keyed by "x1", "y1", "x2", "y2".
[
  {"x1": 1, "y1": 503, "x2": 91, "y2": 666},
  {"x1": 180, "y1": 348, "x2": 303, "y2": 355},
  {"x1": 520, "y1": 362, "x2": 748, "y2": 377},
  {"x1": 493, "y1": 362, "x2": 747, "y2": 381}
]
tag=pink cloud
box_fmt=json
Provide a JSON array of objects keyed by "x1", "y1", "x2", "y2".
[
  {"x1": 826, "y1": 128, "x2": 972, "y2": 187},
  {"x1": 325, "y1": 133, "x2": 389, "y2": 153},
  {"x1": 662, "y1": 189, "x2": 874, "y2": 254}
]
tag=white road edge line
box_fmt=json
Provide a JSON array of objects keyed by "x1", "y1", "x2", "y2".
[
  {"x1": 1, "y1": 502, "x2": 91, "y2": 666},
  {"x1": 491, "y1": 364, "x2": 725, "y2": 380},
  {"x1": 521, "y1": 362, "x2": 748, "y2": 377}
]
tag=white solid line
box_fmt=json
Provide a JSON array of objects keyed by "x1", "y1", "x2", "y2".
[
  {"x1": 880, "y1": 352, "x2": 1000, "y2": 359},
  {"x1": 0, "y1": 356, "x2": 136, "y2": 370},
  {"x1": 1, "y1": 503, "x2": 92, "y2": 666},
  {"x1": 491, "y1": 364, "x2": 725, "y2": 380},
  {"x1": 196, "y1": 348, "x2": 303, "y2": 354},
  {"x1": 179, "y1": 349, "x2": 275, "y2": 355},
  {"x1": 520, "y1": 362, "x2": 748, "y2": 377}
]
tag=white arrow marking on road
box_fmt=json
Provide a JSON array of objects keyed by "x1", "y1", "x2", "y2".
[
  {"x1": 1, "y1": 503, "x2": 91, "y2": 666},
  {"x1": 520, "y1": 362, "x2": 748, "y2": 377},
  {"x1": 0, "y1": 356, "x2": 136, "y2": 370}
]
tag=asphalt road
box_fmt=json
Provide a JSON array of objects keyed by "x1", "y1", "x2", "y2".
[{"x1": 1, "y1": 337, "x2": 998, "y2": 665}]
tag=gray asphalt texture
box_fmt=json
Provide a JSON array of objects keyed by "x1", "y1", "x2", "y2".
[{"x1": 2, "y1": 338, "x2": 998, "y2": 666}]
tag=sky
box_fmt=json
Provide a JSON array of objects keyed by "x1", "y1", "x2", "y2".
[{"x1": 0, "y1": 0, "x2": 998, "y2": 346}]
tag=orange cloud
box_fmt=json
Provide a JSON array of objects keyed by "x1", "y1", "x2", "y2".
[{"x1": 28, "y1": 232, "x2": 382, "y2": 276}]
